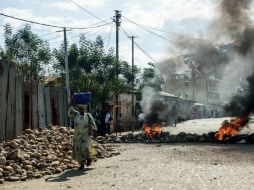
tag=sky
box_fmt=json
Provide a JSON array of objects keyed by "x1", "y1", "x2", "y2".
[{"x1": 0, "y1": 0, "x2": 221, "y2": 69}]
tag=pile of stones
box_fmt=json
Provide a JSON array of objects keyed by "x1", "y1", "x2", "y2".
[
  {"x1": 97, "y1": 131, "x2": 254, "y2": 144},
  {"x1": 0, "y1": 126, "x2": 119, "y2": 184}
]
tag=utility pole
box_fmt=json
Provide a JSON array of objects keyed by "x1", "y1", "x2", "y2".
[
  {"x1": 113, "y1": 10, "x2": 121, "y2": 135},
  {"x1": 63, "y1": 27, "x2": 71, "y2": 103},
  {"x1": 129, "y1": 36, "x2": 137, "y2": 133}
]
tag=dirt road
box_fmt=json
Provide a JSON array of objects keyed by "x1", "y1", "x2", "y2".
[{"x1": 1, "y1": 143, "x2": 254, "y2": 190}]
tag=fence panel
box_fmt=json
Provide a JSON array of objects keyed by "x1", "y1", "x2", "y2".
[
  {"x1": 0, "y1": 60, "x2": 68, "y2": 141},
  {"x1": 0, "y1": 61, "x2": 9, "y2": 141},
  {"x1": 31, "y1": 81, "x2": 38, "y2": 130},
  {"x1": 44, "y1": 87, "x2": 52, "y2": 126},
  {"x1": 38, "y1": 84, "x2": 46, "y2": 128},
  {"x1": 15, "y1": 77, "x2": 23, "y2": 137},
  {"x1": 5, "y1": 63, "x2": 16, "y2": 140}
]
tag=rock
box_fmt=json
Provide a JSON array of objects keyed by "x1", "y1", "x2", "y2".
[
  {"x1": 96, "y1": 136, "x2": 106, "y2": 141},
  {"x1": 38, "y1": 163, "x2": 49, "y2": 169},
  {"x1": 7, "y1": 149, "x2": 24, "y2": 160},
  {"x1": 12, "y1": 164, "x2": 21, "y2": 172},
  {"x1": 7, "y1": 176, "x2": 20, "y2": 181},
  {"x1": 20, "y1": 176, "x2": 27, "y2": 181},
  {"x1": 55, "y1": 167, "x2": 62, "y2": 173},
  {"x1": 0, "y1": 150, "x2": 8, "y2": 157},
  {"x1": 120, "y1": 135, "x2": 127, "y2": 141},
  {"x1": 0, "y1": 178, "x2": 4, "y2": 184},
  {"x1": 186, "y1": 134, "x2": 196, "y2": 142},
  {"x1": 51, "y1": 161, "x2": 60, "y2": 167},
  {"x1": 110, "y1": 134, "x2": 117, "y2": 139},
  {"x1": 0, "y1": 156, "x2": 7, "y2": 166},
  {"x1": 59, "y1": 127, "x2": 67, "y2": 133},
  {"x1": 23, "y1": 165, "x2": 33, "y2": 171},
  {"x1": 10, "y1": 140, "x2": 19, "y2": 149},
  {"x1": 127, "y1": 133, "x2": 134, "y2": 139},
  {"x1": 5, "y1": 166, "x2": 13, "y2": 172},
  {"x1": 22, "y1": 160, "x2": 31, "y2": 165},
  {"x1": 28, "y1": 134, "x2": 36, "y2": 141},
  {"x1": 24, "y1": 129, "x2": 34, "y2": 135},
  {"x1": 2, "y1": 170, "x2": 10, "y2": 177},
  {"x1": 105, "y1": 134, "x2": 110, "y2": 139},
  {"x1": 237, "y1": 139, "x2": 246, "y2": 144},
  {"x1": 23, "y1": 141, "x2": 30, "y2": 149},
  {"x1": 33, "y1": 172, "x2": 43, "y2": 178},
  {"x1": 136, "y1": 135, "x2": 143, "y2": 142}
]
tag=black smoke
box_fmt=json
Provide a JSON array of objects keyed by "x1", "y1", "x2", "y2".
[
  {"x1": 144, "y1": 99, "x2": 168, "y2": 125},
  {"x1": 221, "y1": 0, "x2": 254, "y2": 117}
]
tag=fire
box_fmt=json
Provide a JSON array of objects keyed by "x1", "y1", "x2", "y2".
[
  {"x1": 143, "y1": 123, "x2": 161, "y2": 141},
  {"x1": 215, "y1": 117, "x2": 248, "y2": 141}
]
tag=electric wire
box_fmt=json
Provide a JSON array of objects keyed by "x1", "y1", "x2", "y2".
[
  {"x1": 69, "y1": 0, "x2": 105, "y2": 22},
  {"x1": 0, "y1": 12, "x2": 112, "y2": 30},
  {"x1": 120, "y1": 27, "x2": 157, "y2": 63}
]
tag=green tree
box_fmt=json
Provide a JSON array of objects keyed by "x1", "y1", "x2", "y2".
[
  {"x1": 53, "y1": 35, "x2": 141, "y2": 107},
  {"x1": 3, "y1": 24, "x2": 51, "y2": 80}
]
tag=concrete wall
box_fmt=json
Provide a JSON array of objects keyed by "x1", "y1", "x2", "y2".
[{"x1": 162, "y1": 77, "x2": 221, "y2": 105}]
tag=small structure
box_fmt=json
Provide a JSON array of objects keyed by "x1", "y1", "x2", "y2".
[
  {"x1": 43, "y1": 76, "x2": 64, "y2": 87},
  {"x1": 117, "y1": 92, "x2": 137, "y2": 131}
]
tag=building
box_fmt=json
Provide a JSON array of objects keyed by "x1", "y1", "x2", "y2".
[
  {"x1": 159, "y1": 92, "x2": 194, "y2": 121},
  {"x1": 162, "y1": 74, "x2": 221, "y2": 105},
  {"x1": 43, "y1": 76, "x2": 64, "y2": 87}
]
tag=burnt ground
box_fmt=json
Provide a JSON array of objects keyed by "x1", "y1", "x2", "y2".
[{"x1": 1, "y1": 143, "x2": 254, "y2": 190}]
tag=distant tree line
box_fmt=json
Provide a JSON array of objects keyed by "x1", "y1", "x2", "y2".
[{"x1": 0, "y1": 24, "x2": 155, "y2": 106}]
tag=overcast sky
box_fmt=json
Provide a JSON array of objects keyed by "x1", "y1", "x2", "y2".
[{"x1": 0, "y1": 0, "x2": 222, "y2": 68}]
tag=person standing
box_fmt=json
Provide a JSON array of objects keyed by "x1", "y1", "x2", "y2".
[
  {"x1": 105, "y1": 110, "x2": 111, "y2": 135},
  {"x1": 68, "y1": 103, "x2": 97, "y2": 170}
]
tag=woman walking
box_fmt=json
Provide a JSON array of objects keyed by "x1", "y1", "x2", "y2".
[{"x1": 68, "y1": 103, "x2": 97, "y2": 169}]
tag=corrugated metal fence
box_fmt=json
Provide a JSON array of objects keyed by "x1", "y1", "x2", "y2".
[{"x1": 0, "y1": 60, "x2": 68, "y2": 141}]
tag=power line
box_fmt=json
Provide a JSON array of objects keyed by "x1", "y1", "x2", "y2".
[
  {"x1": 122, "y1": 16, "x2": 170, "y2": 34},
  {"x1": 106, "y1": 23, "x2": 113, "y2": 49},
  {"x1": 121, "y1": 15, "x2": 173, "y2": 43},
  {"x1": 69, "y1": 0, "x2": 105, "y2": 22},
  {"x1": 39, "y1": 30, "x2": 62, "y2": 38},
  {"x1": 0, "y1": 12, "x2": 112, "y2": 30},
  {"x1": 120, "y1": 27, "x2": 156, "y2": 63},
  {"x1": 122, "y1": 15, "x2": 215, "y2": 46}
]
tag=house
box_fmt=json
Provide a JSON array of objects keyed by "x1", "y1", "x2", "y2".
[{"x1": 162, "y1": 74, "x2": 221, "y2": 105}]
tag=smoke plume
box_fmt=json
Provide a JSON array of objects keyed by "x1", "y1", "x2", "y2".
[{"x1": 220, "y1": 0, "x2": 254, "y2": 117}]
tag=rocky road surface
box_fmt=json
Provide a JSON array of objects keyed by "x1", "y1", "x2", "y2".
[{"x1": 1, "y1": 143, "x2": 254, "y2": 190}]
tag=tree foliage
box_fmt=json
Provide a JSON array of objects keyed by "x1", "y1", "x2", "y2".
[
  {"x1": 3, "y1": 24, "x2": 51, "y2": 80},
  {"x1": 53, "y1": 35, "x2": 140, "y2": 107}
]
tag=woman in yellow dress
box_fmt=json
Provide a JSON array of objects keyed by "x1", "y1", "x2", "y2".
[{"x1": 68, "y1": 104, "x2": 97, "y2": 169}]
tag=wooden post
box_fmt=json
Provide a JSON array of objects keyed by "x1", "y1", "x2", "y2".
[
  {"x1": 31, "y1": 81, "x2": 38, "y2": 129},
  {"x1": 58, "y1": 88, "x2": 64, "y2": 126},
  {"x1": 22, "y1": 81, "x2": 31, "y2": 130},
  {"x1": 44, "y1": 87, "x2": 52, "y2": 126},
  {"x1": 38, "y1": 84, "x2": 46, "y2": 128},
  {"x1": 0, "y1": 60, "x2": 9, "y2": 141},
  {"x1": 15, "y1": 77, "x2": 23, "y2": 137},
  {"x1": 62, "y1": 88, "x2": 68, "y2": 127},
  {"x1": 6, "y1": 63, "x2": 16, "y2": 140}
]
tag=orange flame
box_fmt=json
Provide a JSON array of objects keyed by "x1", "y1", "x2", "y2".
[
  {"x1": 143, "y1": 123, "x2": 161, "y2": 141},
  {"x1": 215, "y1": 117, "x2": 248, "y2": 141}
]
